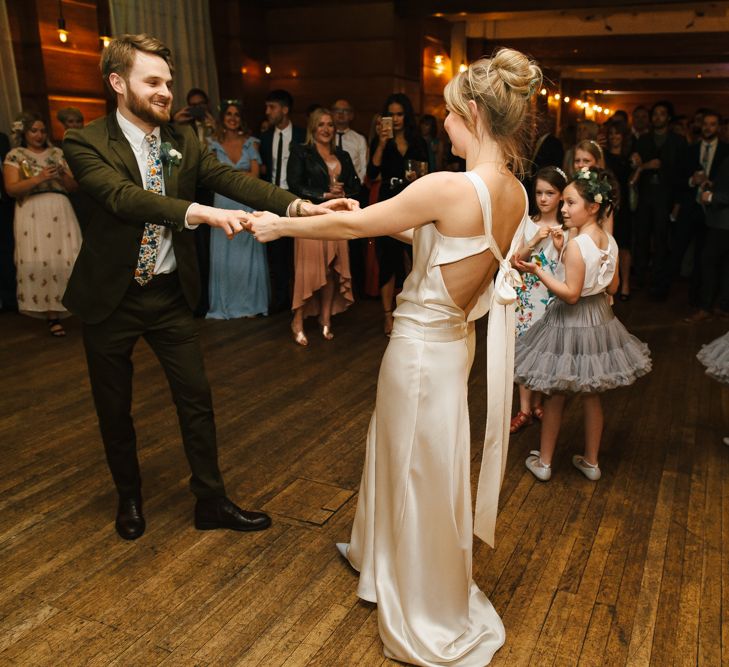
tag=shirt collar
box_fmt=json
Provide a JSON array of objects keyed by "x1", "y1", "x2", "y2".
[{"x1": 116, "y1": 109, "x2": 161, "y2": 149}]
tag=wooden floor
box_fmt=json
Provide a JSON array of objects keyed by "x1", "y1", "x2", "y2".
[{"x1": 1, "y1": 289, "x2": 727, "y2": 666}]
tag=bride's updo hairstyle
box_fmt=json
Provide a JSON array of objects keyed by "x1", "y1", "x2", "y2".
[{"x1": 444, "y1": 48, "x2": 541, "y2": 176}]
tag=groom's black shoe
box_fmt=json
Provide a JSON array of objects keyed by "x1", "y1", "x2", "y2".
[
  {"x1": 115, "y1": 497, "x2": 145, "y2": 540},
  {"x1": 194, "y1": 497, "x2": 271, "y2": 532}
]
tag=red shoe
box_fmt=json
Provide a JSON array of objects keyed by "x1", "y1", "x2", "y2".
[
  {"x1": 510, "y1": 411, "x2": 533, "y2": 434},
  {"x1": 532, "y1": 405, "x2": 544, "y2": 421}
]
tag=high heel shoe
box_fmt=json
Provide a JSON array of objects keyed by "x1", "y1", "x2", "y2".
[
  {"x1": 291, "y1": 322, "x2": 308, "y2": 346},
  {"x1": 319, "y1": 319, "x2": 334, "y2": 340}
]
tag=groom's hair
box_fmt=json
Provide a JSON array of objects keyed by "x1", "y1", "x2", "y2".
[{"x1": 101, "y1": 34, "x2": 175, "y2": 93}]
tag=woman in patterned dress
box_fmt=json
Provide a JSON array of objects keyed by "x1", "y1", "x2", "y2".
[{"x1": 3, "y1": 112, "x2": 81, "y2": 336}]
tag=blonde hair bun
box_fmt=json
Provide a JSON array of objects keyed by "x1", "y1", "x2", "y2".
[
  {"x1": 490, "y1": 48, "x2": 542, "y2": 99},
  {"x1": 444, "y1": 47, "x2": 542, "y2": 176}
]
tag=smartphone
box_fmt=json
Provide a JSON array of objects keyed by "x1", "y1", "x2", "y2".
[
  {"x1": 189, "y1": 105, "x2": 207, "y2": 121},
  {"x1": 381, "y1": 116, "x2": 393, "y2": 138}
]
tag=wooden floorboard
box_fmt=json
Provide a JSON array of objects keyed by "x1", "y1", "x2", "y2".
[{"x1": 1, "y1": 289, "x2": 727, "y2": 666}]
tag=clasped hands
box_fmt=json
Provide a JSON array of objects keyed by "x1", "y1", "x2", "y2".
[
  {"x1": 513, "y1": 225, "x2": 564, "y2": 275},
  {"x1": 195, "y1": 197, "x2": 359, "y2": 240}
]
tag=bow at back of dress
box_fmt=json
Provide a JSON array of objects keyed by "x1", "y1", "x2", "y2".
[{"x1": 462, "y1": 171, "x2": 529, "y2": 548}]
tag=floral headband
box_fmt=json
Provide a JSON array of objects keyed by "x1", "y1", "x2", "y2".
[
  {"x1": 575, "y1": 167, "x2": 613, "y2": 205},
  {"x1": 11, "y1": 120, "x2": 24, "y2": 134}
]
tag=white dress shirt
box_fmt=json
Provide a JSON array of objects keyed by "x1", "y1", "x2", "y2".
[
  {"x1": 116, "y1": 110, "x2": 183, "y2": 275},
  {"x1": 272, "y1": 122, "x2": 293, "y2": 190},
  {"x1": 337, "y1": 128, "x2": 368, "y2": 181}
]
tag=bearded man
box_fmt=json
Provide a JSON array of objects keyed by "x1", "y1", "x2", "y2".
[{"x1": 62, "y1": 34, "x2": 353, "y2": 540}]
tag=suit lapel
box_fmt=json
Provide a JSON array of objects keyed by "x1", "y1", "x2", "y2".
[
  {"x1": 107, "y1": 114, "x2": 143, "y2": 187},
  {"x1": 161, "y1": 124, "x2": 182, "y2": 199}
]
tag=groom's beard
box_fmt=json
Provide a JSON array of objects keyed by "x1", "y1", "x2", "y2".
[{"x1": 127, "y1": 87, "x2": 172, "y2": 126}]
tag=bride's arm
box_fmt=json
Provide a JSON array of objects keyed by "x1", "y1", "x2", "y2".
[{"x1": 250, "y1": 172, "x2": 455, "y2": 242}]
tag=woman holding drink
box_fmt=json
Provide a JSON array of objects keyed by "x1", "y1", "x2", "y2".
[
  {"x1": 367, "y1": 93, "x2": 429, "y2": 335},
  {"x1": 286, "y1": 107, "x2": 360, "y2": 344},
  {"x1": 3, "y1": 111, "x2": 81, "y2": 336}
]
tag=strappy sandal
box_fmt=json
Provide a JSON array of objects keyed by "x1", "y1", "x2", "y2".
[
  {"x1": 510, "y1": 410, "x2": 533, "y2": 434},
  {"x1": 291, "y1": 321, "x2": 308, "y2": 347},
  {"x1": 532, "y1": 405, "x2": 544, "y2": 421},
  {"x1": 47, "y1": 319, "x2": 66, "y2": 338}
]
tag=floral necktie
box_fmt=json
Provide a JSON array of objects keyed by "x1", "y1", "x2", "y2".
[{"x1": 134, "y1": 134, "x2": 164, "y2": 285}]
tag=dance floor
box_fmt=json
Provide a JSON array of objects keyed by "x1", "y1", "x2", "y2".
[{"x1": 1, "y1": 289, "x2": 727, "y2": 666}]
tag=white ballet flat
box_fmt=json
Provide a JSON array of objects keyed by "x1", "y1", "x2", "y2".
[
  {"x1": 525, "y1": 453, "x2": 551, "y2": 481},
  {"x1": 336, "y1": 542, "x2": 349, "y2": 559}
]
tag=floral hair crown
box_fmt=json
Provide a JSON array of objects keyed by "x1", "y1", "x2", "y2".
[
  {"x1": 11, "y1": 120, "x2": 24, "y2": 134},
  {"x1": 575, "y1": 167, "x2": 613, "y2": 205}
]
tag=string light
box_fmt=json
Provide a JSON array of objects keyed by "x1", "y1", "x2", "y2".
[
  {"x1": 265, "y1": 65, "x2": 272, "y2": 75},
  {"x1": 604, "y1": 108, "x2": 611, "y2": 115},
  {"x1": 434, "y1": 55, "x2": 443, "y2": 65},
  {"x1": 458, "y1": 62, "x2": 467, "y2": 73},
  {"x1": 564, "y1": 96, "x2": 570, "y2": 103},
  {"x1": 540, "y1": 88, "x2": 547, "y2": 96},
  {"x1": 554, "y1": 93, "x2": 561, "y2": 101},
  {"x1": 100, "y1": 35, "x2": 111, "y2": 48}
]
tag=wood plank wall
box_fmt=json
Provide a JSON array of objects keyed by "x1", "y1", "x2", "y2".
[
  {"x1": 209, "y1": 0, "x2": 452, "y2": 137},
  {"x1": 7, "y1": 0, "x2": 108, "y2": 142}
]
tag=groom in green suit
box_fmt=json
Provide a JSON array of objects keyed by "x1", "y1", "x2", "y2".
[{"x1": 63, "y1": 34, "x2": 350, "y2": 540}]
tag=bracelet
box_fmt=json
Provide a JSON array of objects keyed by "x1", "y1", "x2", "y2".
[{"x1": 295, "y1": 199, "x2": 312, "y2": 217}]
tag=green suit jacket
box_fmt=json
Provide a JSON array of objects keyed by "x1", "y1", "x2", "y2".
[{"x1": 62, "y1": 113, "x2": 296, "y2": 324}]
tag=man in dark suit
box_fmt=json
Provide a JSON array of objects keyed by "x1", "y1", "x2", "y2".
[
  {"x1": 259, "y1": 90, "x2": 305, "y2": 312},
  {"x1": 631, "y1": 100, "x2": 686, "y2": 299},
  {"x1": 674, "y1": 111, "x2": 729, "y2": 311},
  {"x1": 686, "y1": 151, "x2": 729, "y2": 320},
  {"x1": 63, "y1": 34, "x2": 350, "y2": 540}
]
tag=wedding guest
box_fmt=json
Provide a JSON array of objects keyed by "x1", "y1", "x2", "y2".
[
  {"x1": 286, "y1": 107, "x2": 359, "y2": 344},
  {"x1": 207, "y1": 100, "x2": 269, "y2": 319},
  {"x1": 688, "y1": 153, "x2": 729, "y2": 319},
  {"x1": 564, "y1": 120, "x2": 599, "y2": 177},
  {"x1": 631, "y1": 100, "x2": 686, "y2": 299},
  {"x1": 259, "y1": 90, "x2": 306, "y2": 312},
  {"x1": 173, "y1": 87, "x2": 216, "y2": 315},
  {"x1": 605, "y1": 121, "x2": 635, "y2": 300},
  {"x1": 332, "y1": 98, "x2": 369, "y2": 296},
  {"x1": 3, "y1": 112, "x2": 81, "y2": 336},
  {"x1": 0, "y1": 130, "x2": 17, "y2": 312},
  {"x1": 420, "y1": 113, "x2": 444, "y2": 173},
  {"x1": 251, "y1": 47, "x2": 542, "y2": 667},
  {"x1": 677, "y1": 111, "x2": 728, "y2": 314},
  {"x1": 56, "y1": 107, "x2": 84, "y2": 130},
  {"x1": 631, "y1": 105, "x2": 650, "y2": 142},
  {"x1": 512, "y1": 166, "x2": 568, "y2": 433},
  {"x1": 367, "y1": 92, "x2": 428, "y2": 334},
  {"x1": 516, "y1": 168, "x2": 651, "y2": 482}
]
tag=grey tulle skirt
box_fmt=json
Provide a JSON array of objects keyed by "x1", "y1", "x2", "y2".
[
  {"x1": 514, "y1": 293, "x2": 652, "y2": 395},
  {"x1": 697, "y1": 331, "x2": 729, "y2": 385}
]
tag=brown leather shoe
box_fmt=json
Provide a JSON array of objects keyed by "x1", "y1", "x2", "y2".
[
  {"x1": 194, "y1": 497, "x2": 272, "y2": 532},
  {"x1": 115, "y1": 497, "x2": 145, "y2": 540}
]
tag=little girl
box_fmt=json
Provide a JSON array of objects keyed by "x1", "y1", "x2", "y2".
[
  {"x1": 697, "y1": 331, "x2": 729, "y2": 445},
  {"x1": 514, "y1": 167, "x2": 652, "y2": 481},
  {"x1": 511, "y1": 166, "x2": 568, "y2": 434},
  {"x1": 573, "y1": 140, "x2": 613, "y2": 235}
]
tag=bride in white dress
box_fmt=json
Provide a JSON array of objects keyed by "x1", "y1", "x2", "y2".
[{"x1": 251, "y1": 48, "x2": 541, "y2": 666}]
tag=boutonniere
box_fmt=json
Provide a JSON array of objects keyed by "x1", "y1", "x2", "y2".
[{"x1": 160, "y1": 142, "x2": 182, "y2": 176}]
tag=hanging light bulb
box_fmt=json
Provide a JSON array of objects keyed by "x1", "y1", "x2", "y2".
[
  {"x1": 564, "y1": 96, "x2": 570, "y2": 103},
  {"x1": 540, "y1": 88, "x2": 547, "y2": 96},
  {"x1": 458, "y1": 62, "x2": 467, "y2": 73},
  {"x1": 554, "y1": 93, "x2": 561, "y2": 101},
  {"x1": 265, "y1": 65, "x2": 272, "y2": 75},
  {"x1": 57, "y1": 1, "x2": 69, "y2": 43},
  {"x1": 100, "y1": 34, "x2": 111, "y2": 48},
  {"x1": 434, "y1": 55, "x2": 443, "y2": 65}
]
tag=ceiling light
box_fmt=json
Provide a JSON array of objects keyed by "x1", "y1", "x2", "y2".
[
  {"x1": 554, "y1": 93, "x2": 561, "y2": 101},
  {"x1": 540, "y1": 88, "x2": 547, "y2": 96},
  {"x1": 564, "y1": 96, "x2": 570, "y2": 103}
]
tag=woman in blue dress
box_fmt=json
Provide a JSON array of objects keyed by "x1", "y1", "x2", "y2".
[{"x1": 207, "y1": 101, "x2": 270, "y2": 319}]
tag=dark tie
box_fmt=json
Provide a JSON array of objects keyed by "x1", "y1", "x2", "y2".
[
  {"x1": 275, "y1": 131, "x2": 283, "y2": 186},
  {"x1": 337, "y1": 132, "x2": 344, "y2": 150},
  {"x1": 701, "y1": 142, "x2": 711, "y2": 172}
]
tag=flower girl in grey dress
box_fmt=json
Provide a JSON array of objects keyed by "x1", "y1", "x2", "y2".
[
  {"x1": 697, "y1": 331, "x2": 729, "y2": 445},
  {"x1": 514, "y1": 167, "x2": 651, "y2": 481}
]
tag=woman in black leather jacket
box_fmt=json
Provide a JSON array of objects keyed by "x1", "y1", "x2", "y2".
[{"x1": 286, "y1": 108, "x2": 360, "y2": 345}]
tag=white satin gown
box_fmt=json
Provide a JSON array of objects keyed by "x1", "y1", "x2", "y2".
[{"x1": 339, "y1": 172, "x2": 528, "y2": 666}]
